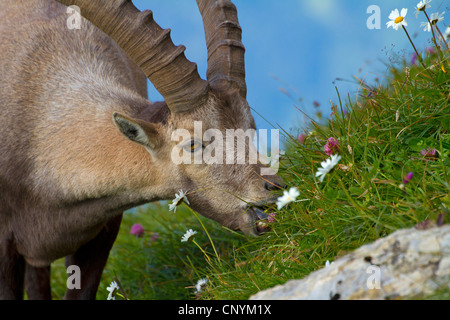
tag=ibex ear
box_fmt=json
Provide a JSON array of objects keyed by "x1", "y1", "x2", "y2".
[{"x1": 112, "y1": 112, "x2": 161, "y2": 151}]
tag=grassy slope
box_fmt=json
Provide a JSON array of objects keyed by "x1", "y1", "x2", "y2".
[{"x1": 49, "y1": 47, "x2": 449, "y2": 300}]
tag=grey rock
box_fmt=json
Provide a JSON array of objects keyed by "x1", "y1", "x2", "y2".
[{"x1": 250, "y1": 225, "x2": 450, "y2": 300}]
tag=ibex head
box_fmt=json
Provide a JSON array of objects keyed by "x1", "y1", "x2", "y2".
[{"x1": 57, "y1": 0, "x2": 284, "y2": 236}]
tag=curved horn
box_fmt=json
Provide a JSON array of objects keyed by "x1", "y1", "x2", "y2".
[
  {"x1": 196, "y1": 0, "x2": 247, "y2": 97},
  {"x1": 55, "y1": 0, "x2": 209, "y2": 113}
]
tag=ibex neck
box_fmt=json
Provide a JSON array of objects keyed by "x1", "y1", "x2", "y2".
[{"x1": 29, "y1": 83, "x2": 169, "y2": 211}]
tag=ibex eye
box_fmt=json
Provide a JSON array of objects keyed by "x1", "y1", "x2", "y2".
[{"x1": 183, "y1": 140, "x2": 203, "y2": 153}]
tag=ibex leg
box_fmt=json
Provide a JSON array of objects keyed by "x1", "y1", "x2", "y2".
[
  {"x1": 0, "y1": 237, "x2": 25, "y2": 299},
  {"x1": 25, "y1": 264, "x2": 51, "y2": 300},
  {"x1": 64, "y1": 214, "x2": 123, "y2": 300}
]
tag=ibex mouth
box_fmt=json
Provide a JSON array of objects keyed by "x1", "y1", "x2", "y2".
[
  {"x1": 254, "y1": 207, "x2": 271, "y2": 234},
  {"x1": 248, "y1": 206, "x2": 273, "y2": 235}
]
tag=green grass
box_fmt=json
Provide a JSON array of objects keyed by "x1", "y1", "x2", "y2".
[{"x1": 49, "y1": 44, "x2": 450, "y2": 300}]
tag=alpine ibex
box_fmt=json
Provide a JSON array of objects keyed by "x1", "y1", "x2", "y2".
[{"x1": 0, "y1": 0, "x2": 283, "y2": 299}]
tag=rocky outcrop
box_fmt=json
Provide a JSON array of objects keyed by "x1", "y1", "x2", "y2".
[{"x1": 251, "y1": 225, "x2": 450, "y2": 300}]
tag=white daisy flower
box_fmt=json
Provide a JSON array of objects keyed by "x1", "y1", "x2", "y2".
[
  {"x1": 195, "y1": 278, "x2": 208, "y2": 293},
  {"x1": 168, "y1": 190, "x2": 190, "y2": 213},
  {"x1": 415, "y1": 0, "x2": 431, "y2": 17},
  {"x1": 421, "y1": 11, "x2": 445, "y2": 32},
  {"x1": 315, "y1": 154, "x2": 342, "y2": 183},
  {"x1": 386, "y1": 8, "x2": 408, "y2": 31},
  {"x1": 181, "y1": 229, "x2": 197, "y2": 242},
  {"x1": 420, "y1": 21, "x2": 432, "y2": 32},
  {"x1": 106, "y1": 281, "x2": 119, "y2": 300},
  {"x1": 445, "y1": 26, "x2": 450, "y2": 40},
  {"x1": 430, "y1": 11, "x2": 445, "y2": 24},
  {"x1": 276, "y1": 187, "x2": 300, "y2": 210}
]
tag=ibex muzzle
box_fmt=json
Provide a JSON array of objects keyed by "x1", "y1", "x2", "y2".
[{"x1": 0, "y1": 0, "x2": 284, "y2": 299}]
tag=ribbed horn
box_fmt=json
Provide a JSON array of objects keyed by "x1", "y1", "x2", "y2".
[
  {"x1": 196, "y1": 0, "x2": 247, "y2": 97},
  {"x1": 55, "y1": 0, "x2": 209, "y2": 113}
]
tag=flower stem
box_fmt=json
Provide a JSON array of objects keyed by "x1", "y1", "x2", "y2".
[
  {"x1": 189, "y1": 207, "x2": 222, "y2": 265},
  {"x1": 192, "y1": 240, "x2": 212, "y2": 263},
  {"x1": 402, "y1": 25, "x2": 433, "y2": 77},
  {"x1": 113, "y1": 276, "x2": 129, "y2": 300},
  {"x1": 435, "y1": 25, "x2": 449, "y2": 50},
  {"x1": 423, "y1": 11, "x2": 444, "y2": 59}
]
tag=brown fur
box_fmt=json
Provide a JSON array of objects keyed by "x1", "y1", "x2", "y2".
[{"x1": 0, "y1": 0, "x2": 283, "y2": 299}]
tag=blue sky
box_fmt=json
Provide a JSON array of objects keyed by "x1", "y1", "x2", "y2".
[{"x1": 133, "y1": 0, "x2": 448, "y2": 133}]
